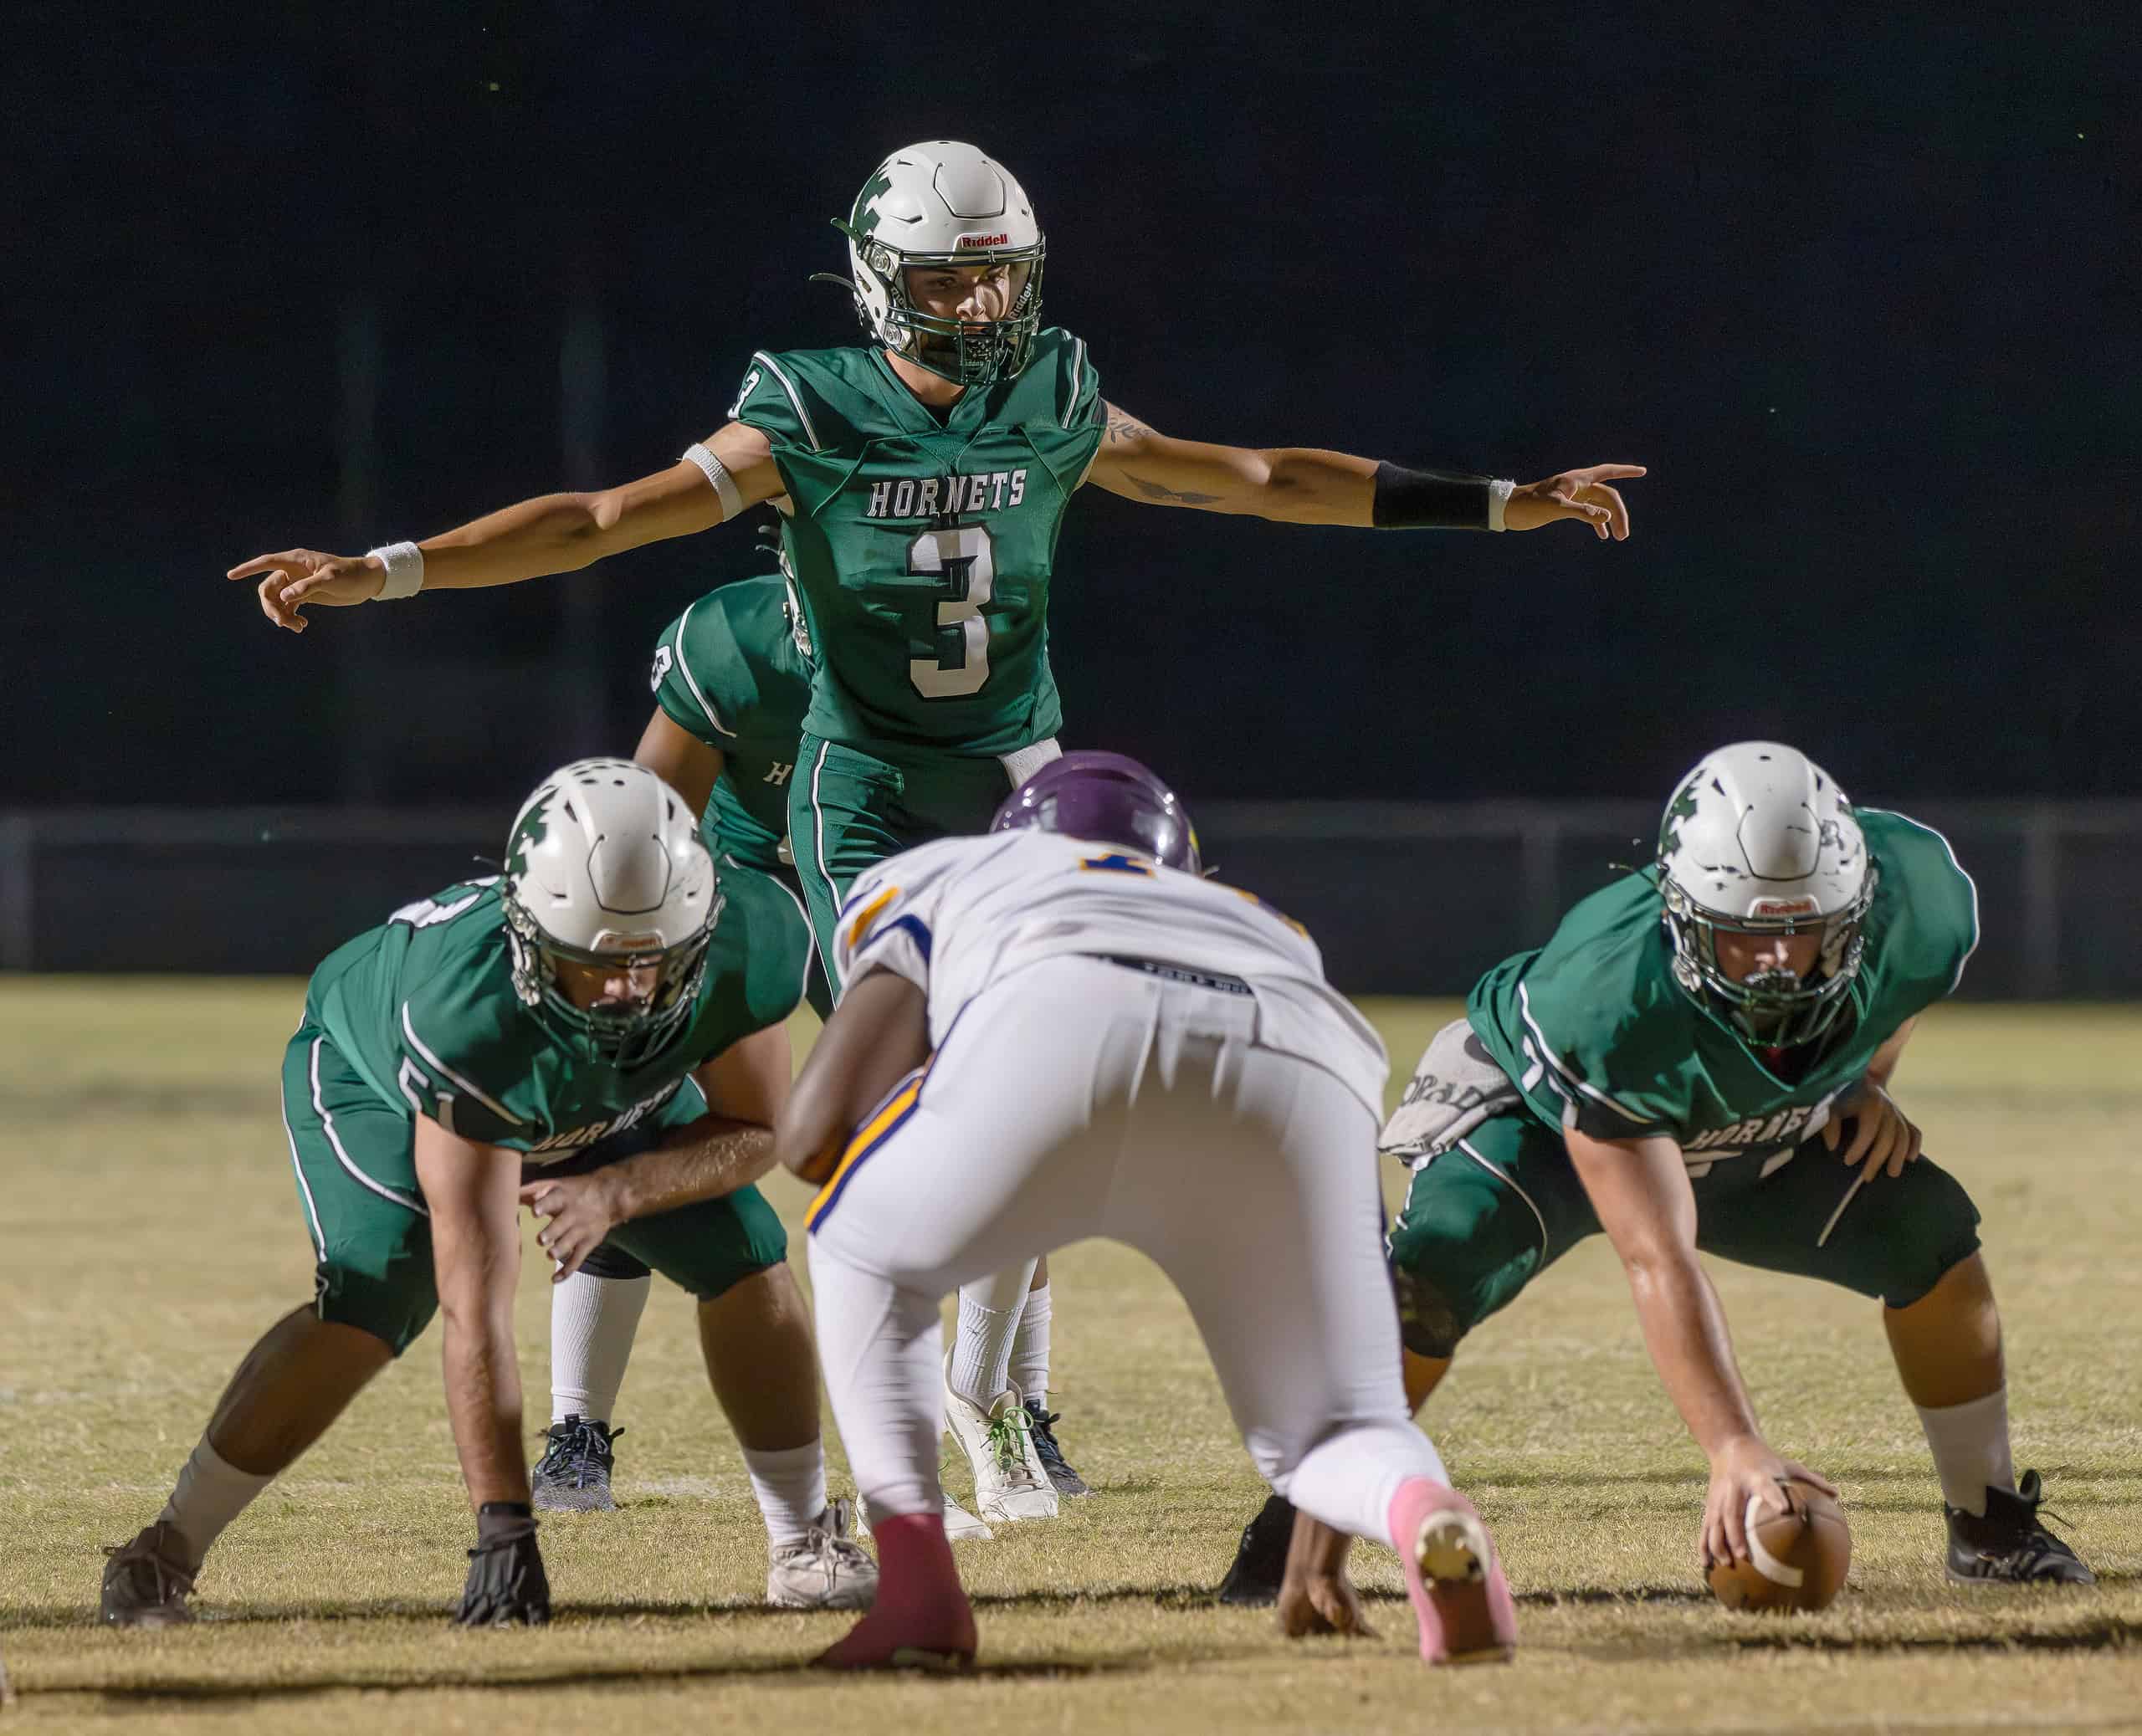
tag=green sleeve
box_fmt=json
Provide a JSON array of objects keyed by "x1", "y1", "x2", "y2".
[
  {"x1": 393, "y1": 980, "x2": 537, "y2": 1150},
  {"x1": 1858, "y1": 808, "x2": 1981, "y2": 1005},
  {"x1": 1506, "y1": 917, "x2": 1695, "y2": 1143},
  {"x1": 728, "y1": 351, "x2": 830, "y2": 455},
  {"x1": 649, "y1": 598, "x2": 747, "y2": 748},
  {"x1": 1051, "y1": 329, "x2": 1104, "y2": 433}
]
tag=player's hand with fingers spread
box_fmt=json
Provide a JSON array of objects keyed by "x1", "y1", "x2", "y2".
[
  {"x1": 227, "y1": 548, "x2": 385, "y2": 633},
  {"x1": 1703, "y1": 1436, "x2": 1836, "y2": 1572},
  {"x1": 517, "y1": 1171, "x2": 626, "y2": 1282},
  {"x1": 1820, "y1": 1080, "x2": 1923, "y2": 1181},
  {"x1": 1503, "y1": 463, "x2": 1647, "y2": 540}
]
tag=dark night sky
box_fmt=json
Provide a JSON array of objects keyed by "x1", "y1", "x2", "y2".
[{"x1": 9, "y1": 3, "x2": 2136, "y2": 809}]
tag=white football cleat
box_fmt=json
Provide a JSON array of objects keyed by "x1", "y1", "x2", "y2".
[
  {"x1": 858, "y1": 1491, "x2": 994, "y2": 1543},
  {"x1": 943, "y1": 1354, "x2": 1058, "y2": 1524},
  {"x1": 767, "y1": 1498, "x2": 879, "y2": 1610}
]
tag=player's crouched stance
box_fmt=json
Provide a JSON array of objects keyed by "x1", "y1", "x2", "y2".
[
  {"x1": 101, "y1": 760, "x2": 874, "y2": 1628},
  {"x1": 775, "y1": 753, "x2": 1516, "y2": 1670},
  {"x1": 1222, "y1": 742, "x2": 2092, "y2": 1605}
]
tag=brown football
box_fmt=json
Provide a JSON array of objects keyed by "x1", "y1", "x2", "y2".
[{"x1": 1708, "y1": 1482, "x2": 1851, "y2": 1613}]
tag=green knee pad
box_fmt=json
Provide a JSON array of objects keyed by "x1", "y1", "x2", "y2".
[
  {"x1": 312, "y1": 1225, "x2": 438, "y2": 1356},
  {"x1": 1699, "y1": 1148, "x2": 1984, "y2": 1308},
  {"x1": 1386, "y1": 1141, "x2": 1566, "y2": 1357},
  {"x1": 608, "y1": 1182, "x2": 790, "y2": 1303}
]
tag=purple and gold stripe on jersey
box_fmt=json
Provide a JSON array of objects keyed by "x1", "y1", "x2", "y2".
[{"x1": 806, "y1": 1064, "x2": 927, "y2": 1232}]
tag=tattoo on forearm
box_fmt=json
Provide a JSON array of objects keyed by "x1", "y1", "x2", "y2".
[{"x1": 1125, "y1": 474, "x2": 1222, "y2": 505}]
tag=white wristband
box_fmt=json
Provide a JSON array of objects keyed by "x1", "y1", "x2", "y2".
[
  {"x1": 681, "y1": 443, "x2": 744, "y2": 520},
  {"x1": 1487, "y1": 479, "x2": 1515, "y2": 533},
  {"x1": 367, "y1": 540, "x2": 425, "y2": 600}
]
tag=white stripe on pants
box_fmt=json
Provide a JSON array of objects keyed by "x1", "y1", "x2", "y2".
[{"x1": 807, "y1": 955, "x2": 1445, "y2": 1544}]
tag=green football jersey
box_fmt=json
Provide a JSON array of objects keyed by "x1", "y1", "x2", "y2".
[
  {"x1": 649, "y1": 575, "x2": 812, "y2": 874},
  {"x1": 303, "y1": 873, "x2": 802, "y2": 1160},
  {"x1": 728, "y1": 329, "x2": 1105, "y2": 755},
  {"x1": 1469, "y1": 809, "x2": 1978, "y2": 1172}
]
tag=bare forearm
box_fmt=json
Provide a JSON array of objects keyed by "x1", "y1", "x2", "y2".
[
  {"x1": 607, "y1": 1119, "x2": 777, "y2": 1219},
  {"x1": 438, "y1": 1295, "x2": 528, "y2": 1506},
  {"x1": 414, "y1": 492, "x2": 623, "y2": 590},
  {"x1": 1624, "y1": 1254, "x2": 1763, "y2": 1458}
]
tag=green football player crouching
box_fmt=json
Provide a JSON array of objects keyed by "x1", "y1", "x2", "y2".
[
  {"x1": 101, "y1": 760, "x2": 875, "y2": 1628},
  {"x1": 1221, "y1": 741, "x2": 2092, "y2": 1621}
]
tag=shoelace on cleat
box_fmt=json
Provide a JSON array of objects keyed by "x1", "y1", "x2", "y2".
[
  {"x1": 104, "y1": 1538, "x2": 196, "y2": 1603},
  {"x1": 982, "y1": 1405, "x2": 1040, "y2": 1483},
  {"x1": 535, "y1": 1418, "x2": 620, "y2": 1488},
  {"x1": 1022, "y1": 1404, "x2": 1073, "y2": 1474}
]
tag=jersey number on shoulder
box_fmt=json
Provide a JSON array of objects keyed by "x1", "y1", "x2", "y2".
[
  {"x1": 908, "y1": 525, "x2": 995, "y2": 699},
  {"x1": 388, "y1": 878, "x2": 500, "y2": 929}
]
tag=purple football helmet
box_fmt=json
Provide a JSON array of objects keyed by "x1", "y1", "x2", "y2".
[{"x1": 992, "y1": 750, "x2": 1202, "y2": 873}]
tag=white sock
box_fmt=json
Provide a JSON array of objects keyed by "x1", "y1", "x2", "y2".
[
  {"x1": 158, "y1": 1437, "x2": 274, "y2": 1567},
  {"x1": 743, "y1": 1439, "x2": 828, "y2": 1549},
  {"x1": 950, "y1": 1259, "x2": 1038, "y2": 1410},
  {"x1": 1916, "y1": 1386, "x2": 2015, "y2": 1516},
  {"x1": 1010, "y1": 1281, "x2": 1053, "y2": 1406},
  {"x1": 550, "y1": 1271, "x2": 650, "y2": 1426}
]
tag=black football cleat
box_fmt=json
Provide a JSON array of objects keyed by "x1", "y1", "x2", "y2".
[
  {"x1": 1217, "y1": 1492, "x2": 1298, "y2": 1606},
  {"x1": 532, "y1": 1415, "x2": 623, "y2": 1513},
  {"x1": 1022, "y1": 1399, "x2": 1092, "y2": 1498},
  {"x1": 1945, "y1": 1470, "x2": 2094, "y2": 1585}
]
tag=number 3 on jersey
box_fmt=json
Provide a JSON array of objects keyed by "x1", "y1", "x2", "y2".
[{"x1": 908, "y1": 525, "x2": 994, "y2": 699}]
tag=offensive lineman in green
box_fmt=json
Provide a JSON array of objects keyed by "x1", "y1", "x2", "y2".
[
  {"x1": 1222, "y1": 742, "x2": 2092, "y2": 1624},
  {"x1": 228, "y1": 139, "x2": 1643, "y2": 1520},
  {"x1": 522, "y1": 578, "x2": 824, "y2": 1513},
  {"x1": 101, "y1": 760, "x2": 875, "y2": 1626}
]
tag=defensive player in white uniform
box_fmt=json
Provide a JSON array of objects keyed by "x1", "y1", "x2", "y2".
[{"x1": 774, "y1": 752, "x2": 1517, "y2": 1670}]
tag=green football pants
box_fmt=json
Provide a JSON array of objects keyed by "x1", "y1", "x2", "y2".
[
  {"x1": 788, "y1": 732, "x2": 1057, "y2": 996},
  {"x1": 1383, "y1": 1109, "x2": 1984, "y2": 1360},
  {"x1": 279, "y1": 1026, "x2": 788, "y2": 1354}
]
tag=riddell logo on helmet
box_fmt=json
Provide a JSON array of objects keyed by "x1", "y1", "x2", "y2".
[
  {"x1": 956, "y1": 233, "x2": 1010, "y2": 248},
  {"x1": 1750, "y1": 897, "x2": 1819, "y2": 919}
]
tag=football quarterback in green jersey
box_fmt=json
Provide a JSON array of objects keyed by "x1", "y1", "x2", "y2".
[
  {"x1": 1221, "y1": 742, "x2": 2092, "y2": 1625},
  {"x1": 231, "y1": 137, "x2": 1644, "y2": 973},
  {"x1": 101, "y1": 761, "x2": 875, "y2": 1630}
]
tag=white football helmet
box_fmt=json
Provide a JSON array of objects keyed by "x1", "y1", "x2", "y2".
[
  {"x1": 500, "y1": 759, "x2": 722, "y2": 1063},
  {"x1": 827, "y1": 141, "x2": 1044, "y2": 387},
  {"x1": 1656, "y1": 741, "x2": 1875, "y2": 1047}
]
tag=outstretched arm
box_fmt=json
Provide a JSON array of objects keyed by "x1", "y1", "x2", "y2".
[
  {"x1": 1565, "y1": 1126, "x2": 1834, "y2": 1570},
  {"x1": 1085, "y1": 402, "x2": 1642, "y2": 539},
  {"x1": 230, "y1": 422, "x2": 784, "y2": 632}
]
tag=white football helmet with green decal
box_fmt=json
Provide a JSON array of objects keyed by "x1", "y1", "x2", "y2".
[
  {"x1": 500, "y1": 759, "x2": 722, "y2": 1063},
  {"x1": 1656, "y1": 741, "x2": 1875, "y2": 1047},
  {"x1": 827, "y1": 141, "x2": 1045, "y2": 387}
]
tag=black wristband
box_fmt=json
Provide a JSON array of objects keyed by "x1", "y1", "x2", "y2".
[
  {"x1": 477, "y1": 1500, "x2": 536, "y2": 1543},
  {"x1": 1371, "y1": 461, "x2": 1494, "y2": 530}
]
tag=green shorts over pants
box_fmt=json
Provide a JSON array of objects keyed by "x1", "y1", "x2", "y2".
[
  {"x1": 279, "y1": 1024, "x2": 788, "y2": 1354},
  {"x1": 788, "y1": 732, "x2": 1059, "y2": 998},
  {"x1": 1383, "y1": 1109, "x2": 1984, "y2": 1360}
]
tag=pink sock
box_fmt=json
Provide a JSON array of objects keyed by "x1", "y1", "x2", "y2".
[{"x1": 816, "y1": 1512, "x2": 976, "y2": 1670}]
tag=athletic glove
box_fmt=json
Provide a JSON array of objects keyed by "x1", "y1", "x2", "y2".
[{"x1": 454, "y1": 1503, "x2": 551, "y2": 1626}]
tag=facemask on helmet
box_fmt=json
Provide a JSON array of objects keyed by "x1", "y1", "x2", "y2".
[
  {"x1": 1655, "y1": 742, "x2": 1875, "y2": 1049},
  {"x1": 825, "y1": 141, "x2": 1045, "y2": 389},
  {"x1": 992, "y1": 750, "x2": 1202, "y2": 874},
  {"x1": 500, "y1": 760, "x2": 722, "y2": 1067}
]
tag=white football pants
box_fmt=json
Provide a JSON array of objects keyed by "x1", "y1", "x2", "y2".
[{"x1": 807, "y1": 955, "x2": 1446, "y2": 1544}]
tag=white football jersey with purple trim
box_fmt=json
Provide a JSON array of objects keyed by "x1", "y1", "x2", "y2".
[{"x1": 832, "y1": 829, "x2": 1387, "y2": 1115}]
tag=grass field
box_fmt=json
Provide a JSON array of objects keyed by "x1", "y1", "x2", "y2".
[{"x1": 2, "y1": 981, "x2": 2139, "y2": 1733}]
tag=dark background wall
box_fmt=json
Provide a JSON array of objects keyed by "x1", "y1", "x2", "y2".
[{"x1": 8, "y1": 3, "x2": 2135, "y2": 817}]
